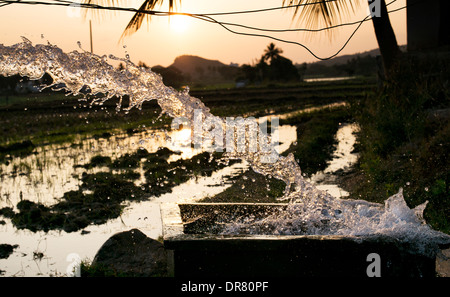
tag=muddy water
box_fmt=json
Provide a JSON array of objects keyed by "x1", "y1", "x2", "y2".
[
  {"x1": 0, "y1": 128, "x2": 193, "y2": 208},
  {"x1": 0, "y1": 124, "x2": 298, "y2": 276},
  {"x1": 311, "y1": 123, "x2": 359, "y2": 198}
]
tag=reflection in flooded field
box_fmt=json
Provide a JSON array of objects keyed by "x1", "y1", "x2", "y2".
[
  {"x1": 0, "y1": 126, "x2": 207, "y2": 209},
  {"x1": 311, "y1": 123, "x2": 359, "y2": 198},
  {"x1": 0, "y1": 120, "x2": 302, "y2": 276},
  {"x1": 0, "y1": 93, "x2": 367, "y2": 276}
]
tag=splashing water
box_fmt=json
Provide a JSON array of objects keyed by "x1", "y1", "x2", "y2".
[
  {"x1": 221, "y1": 188, "x2": 450, "y2": 256},
  {"x1": 1, "y1": 39, "x2": 449, "y2": 256},
  {"x1": 0, "y1": 37, "x2": 301, "y2": 199}
]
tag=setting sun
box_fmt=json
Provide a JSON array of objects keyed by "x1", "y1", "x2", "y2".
[{"x1": 169, "y1": 15, "x2": 190, "y2": 33}]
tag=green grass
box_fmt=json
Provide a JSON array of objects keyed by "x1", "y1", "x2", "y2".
[{"x1": 343, "y1": 53, "x2": 450, "y2": 234}]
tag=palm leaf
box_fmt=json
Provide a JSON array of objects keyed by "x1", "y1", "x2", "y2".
[
  {"x1": 282, "y1": 0, "x2": 363, "y2": 38},
  {"x1": 82, "y1": 0, "x2": 179, "y2": 39},
  {"x1": 81, "y1": 0, "x2": 125, "y2": 20},
  {"x1": 121, "y1": 0, "x2": 179, "y2": 39}
]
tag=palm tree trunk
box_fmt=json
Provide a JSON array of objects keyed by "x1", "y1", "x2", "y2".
[{"x1": 370, "y1": 0, "x2": 401, "y2": 78}]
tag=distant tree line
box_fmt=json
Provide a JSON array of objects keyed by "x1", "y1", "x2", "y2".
[
  {"x1": 129, "y1": 51, "x2": 378, "y2": 89},
  {"x1": 302, "y1": 55, "x2": 379, "y2": 78}
]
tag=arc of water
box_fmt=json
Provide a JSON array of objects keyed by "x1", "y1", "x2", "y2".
[{"x1": 0, "y1": 38, "x2": 321, "y2": 203}]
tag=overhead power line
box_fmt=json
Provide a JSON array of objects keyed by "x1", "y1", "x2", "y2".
[{"x1": 0, "y1": 0, "x2": 407, "y2": 60}]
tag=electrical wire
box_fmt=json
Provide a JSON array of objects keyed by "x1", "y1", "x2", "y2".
[
  {"x1": 1, "y1": 0, "x2": 345, "y2": 16},
  {"x1": 0, "y1": 0, "x2": 407, "y2": 60},
  {"x1": 194, "y1": 13, "x2": 371, "y2": 61},
  {"x1": 185, "y1": 0, "x2": 401, "y2": 60}
]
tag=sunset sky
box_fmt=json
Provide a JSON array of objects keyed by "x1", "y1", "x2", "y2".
[{"x1": 0, "y1": 0, "x2": 407, "y2": 67}]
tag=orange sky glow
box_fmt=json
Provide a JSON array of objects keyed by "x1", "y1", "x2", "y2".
[{"x1": 0, "y1": 0, "x2": 407, "y2": 67}]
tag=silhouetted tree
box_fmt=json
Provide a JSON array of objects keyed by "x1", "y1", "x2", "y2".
[
  {"x1": 283, "y1": 0, "x2": 400, "y2": 78},
  {"x1": 263, "y1": 43, "x2": 283, "y2": 64},
  {"x1": 240, "y1": 44, "x2": 299, "y2": 83},
  {"x1": 238, "y1": 64, "x2": 259, "y2": 83},
  {"x1": 268, "y1": 56, "x2": 299, "y2": 81}
]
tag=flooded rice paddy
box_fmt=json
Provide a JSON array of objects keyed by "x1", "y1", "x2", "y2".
[{"x1": 0, "y1": 105, "x2": 357, "y2": 276}]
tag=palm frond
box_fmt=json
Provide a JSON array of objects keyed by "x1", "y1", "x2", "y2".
[
  {"x1": 282, "y1": 0, "x2": 363, "y2": 38},
  {"x1": 82, "y1": 1, "x2": 179, "y2": 39},
  {"x1": 81, "y1": 0, "x2": 125, "y2": 20},
  {"x1": 120, "y1": 0, "x2": 177, "y2": 39}
]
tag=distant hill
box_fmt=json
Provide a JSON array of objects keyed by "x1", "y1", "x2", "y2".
[
  {"x1": 152, "y1": 46, "x2": 407, "y2": 87},
  {"x1": 301, "y1": 45, "x2": 406, "y2": 78},
  {"x1": 168, "y1": 55, "x2": 239, "y2": 85},
  {"x1": 312, "y1": 48, "x2": 381, "y2": 67}
]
